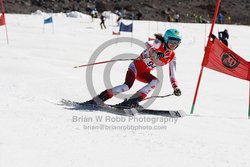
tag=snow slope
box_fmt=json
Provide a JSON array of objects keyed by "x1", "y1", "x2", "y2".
[{"x1": 0, "y1": 13, "x2": 250, "y2": 167}]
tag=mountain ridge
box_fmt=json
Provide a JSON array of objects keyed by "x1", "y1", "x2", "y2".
[{"x1": 3, "y1": 0, "x2": 250, "y2": 25}]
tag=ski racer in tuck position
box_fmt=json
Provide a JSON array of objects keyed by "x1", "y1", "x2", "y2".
[{"x1": 85, "y1": 28, "x2": 182, "y2": 108}]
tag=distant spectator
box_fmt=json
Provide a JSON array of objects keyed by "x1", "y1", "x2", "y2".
[
  {"x1": 193, "y1": 14, "x2": 198, "y2": 23},
  {"x1": 217, "y1": 12, "x2": 223, "y2": 24},
  {"x1": 100, "y1": 13, "x2": 106, "y2": 29},
  {"x1": 91, "y1": 8, "x2": 98, "y2": 21},
  {"x1": 136, "y1": 11, "x2": 142, "y2": 20},
  {"x1": 166, "y1": 8, "x2": 172, "y2": 22},
  {"x1": 218, "y1": 29, "x2": 229, "y2": 46},
  {"x1": 167, "y1": 14, "x2": 171, "y2": 22},
  {"x1": 199, "y1": 15, "x2": 203, "y2": 23},
  {"x1": 121, "y1": 9, "x2": 127, "y2": 19},
  {"x1": 227, "y1": 16, "x2": 232, "y2": 24},
  {"x1": 131, "y1": 13, "x2": 135, "y2": 20},
  {"x1": 174, "y1": 12, "x2": 180, "y2": 22},
  {"x1": 115, "y1": 10, "x2": 122, "y2": 25}
]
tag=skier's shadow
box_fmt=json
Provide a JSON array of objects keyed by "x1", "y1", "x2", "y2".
[{"x1": 58, "y1": 99, "x2": 183, "y2": 118}]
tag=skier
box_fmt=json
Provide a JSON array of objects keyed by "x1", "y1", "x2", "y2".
[
  {"x1": 218, "y1": 29, "x2": 229, "y2": 46},
  {"x1": 100, "y1": 13, "x2": 106, "y2": 29},
  {"x1": 85, "y1": 28, "x2": 182, "y2": 108},
  {"x1": 115, "y1": 10, "x2": 122, "y2": 25}
]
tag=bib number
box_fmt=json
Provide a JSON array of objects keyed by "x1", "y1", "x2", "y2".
[{"x1": 147, "y1": 61, "x2": 156, "y2": 69}]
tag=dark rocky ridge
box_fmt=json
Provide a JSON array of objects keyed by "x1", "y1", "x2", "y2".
[{"x1": 2, "y1": 0, "x2": 250, "y2": 25}]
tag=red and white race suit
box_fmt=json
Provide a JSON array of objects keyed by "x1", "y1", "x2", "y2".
[{"x1": 106, "y1": 39, "x2": 178, "y2": 101}]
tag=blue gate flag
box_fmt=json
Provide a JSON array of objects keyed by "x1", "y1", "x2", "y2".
[
  {"x1": 119, "y1": 22, "x2": 133, "y2": 32},
  {"x1": 44, "y1": 17, "x2": 53, "y2": 24}
]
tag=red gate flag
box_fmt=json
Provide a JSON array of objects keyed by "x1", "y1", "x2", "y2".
[
  {"x1": 0, "y1": 13, "x2": 5, "y2": 26},
  {"x1": 202, "y1": 36, "x2": 250, "y2": 81}
]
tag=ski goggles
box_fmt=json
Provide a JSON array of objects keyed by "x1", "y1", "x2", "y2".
[{"x1": 167, "y1": 37, "x2": 181, "y2": 45}]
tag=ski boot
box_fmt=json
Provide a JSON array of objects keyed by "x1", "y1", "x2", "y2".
[
  {"x1": 117, "y1": 91, "x2": 145, "y2": 109},
  {"x1": 82, "y1": 96, "x2": 105, "y2": 106},
  {"x1": 115, "y1": 97, "x2": 143, "y2": 109}
]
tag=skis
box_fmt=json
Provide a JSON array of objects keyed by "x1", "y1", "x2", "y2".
[{"x1": 60, "y1": 99, "x2": 186, "y2": 118}]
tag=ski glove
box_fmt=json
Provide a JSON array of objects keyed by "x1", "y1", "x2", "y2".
[{"x1": 173, "y1": 87, "x2": 181, "y2": 96}]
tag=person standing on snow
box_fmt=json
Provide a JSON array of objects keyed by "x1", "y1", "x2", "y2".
[
  {"x1": 218, "y1": 29, "x2": 229, "y2": 46},
  {"x1": 85, "y1": 28, "x2": 182, "y2": 108},
  {"x1": 217, "y1": 12, "x2": 224, "y2": 24},
  {"x1": 100, "y1": 13, "x2": 106, "y2": 29}
]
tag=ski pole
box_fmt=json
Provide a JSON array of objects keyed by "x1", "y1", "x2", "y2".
[
  {"x1": 74, "y1": 58, "x2": 138, "y2": 68},
  {"x1": 143, "y1": 93, "x2": 174, "y2": 101}
]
